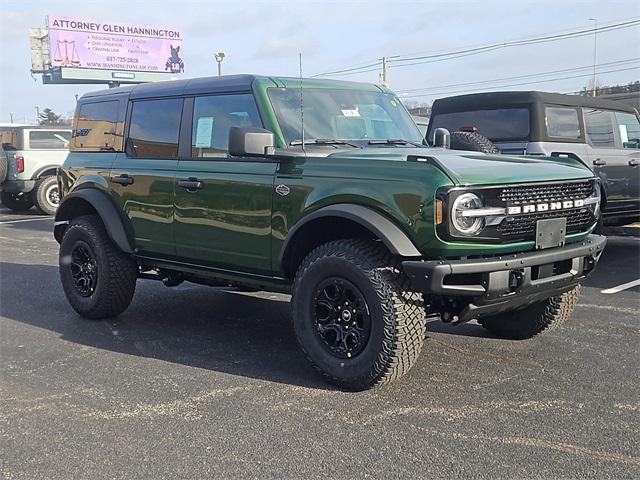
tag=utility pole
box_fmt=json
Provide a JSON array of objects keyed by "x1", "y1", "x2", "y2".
[
  {"x1": 9, "y1": 112, "x2": 14, "y2": 123},
  {"x1": 380, "y1": 56, "x2": 388, "y2": 87},
  {"x1": 35, "y1": 105, "x2": 40, "y2": 125},
  {"x1": 214, "y1": 52, "x2": 226, "y2": 76},
  {"x1": 379, "y1": 56, "x2": 399, "y2": 87},
  {"x1": 589, "y1": 18, "x2": 598, "y2": 96}
]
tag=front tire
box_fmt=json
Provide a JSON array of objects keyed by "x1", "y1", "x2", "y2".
[
  {"x1": 33, "y1": 176, "x2": 60, "y2": 215},
  {"x1": 59, "y1": 215, "x2": 138, "y2": 319},
  {"x1": 292, "y1": 239, "x2": 426, "y2": 390},
  {"x1": 478, "y1": 286, "x2": 580, "y2": 339},
  {"x1": 0, "y1": 191, "x2": 34, "y2": 211}
]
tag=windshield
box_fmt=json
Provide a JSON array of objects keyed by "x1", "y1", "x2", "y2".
[{"x1": 268, "y1": 88, "x2": 423, "y2": 146}]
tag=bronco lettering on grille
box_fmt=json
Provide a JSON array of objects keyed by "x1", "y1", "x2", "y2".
[{"x1": 507, "y1": 199, "x2": 585, "y2": 215}]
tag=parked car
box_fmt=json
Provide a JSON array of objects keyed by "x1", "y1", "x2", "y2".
[
  {"x1": 54, "y1": 76, "x2": 605, "y2": 390},
  {"x1": 427, "y1": 91, "x2": 640, "y2": 227},
  {"x1": 0, "y1": 125, "x2": 71, "y2": 214}
]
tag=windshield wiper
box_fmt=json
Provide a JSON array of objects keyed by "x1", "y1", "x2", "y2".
[
  {"x1": 368, "y1": 139, "x2": 425, "y2": 147},
  {"x1": 290, "y1": 138, "x2": 362, "y2": 148}
]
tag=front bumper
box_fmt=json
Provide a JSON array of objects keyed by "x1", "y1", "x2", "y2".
[
  {"x1": 402, "y1": 234, "x2": 606, "y2": 322},
  {"x1": 0, "y1": 179, "x2": 36, "y2": 193}
]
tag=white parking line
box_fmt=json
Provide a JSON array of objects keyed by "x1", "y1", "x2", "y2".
[
  {"x1": 601, "y1": 279, "x2": 640, "y2": 294},
  {"x1": 0, "y1": 216, "x2": 52, "y2": 225}
]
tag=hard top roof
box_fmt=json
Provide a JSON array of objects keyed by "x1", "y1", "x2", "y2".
[
  {"x1": 432, "y1": 90, "x2": 637, "y2": 113},
  {"x1": 80, "y1": 74, "x2": 385, "y2": 101}
]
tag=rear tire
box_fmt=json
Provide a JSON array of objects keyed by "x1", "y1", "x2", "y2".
[
  {"x1": 59, "y1": 215, "x2": 138, "y2": 319},
  {"x1": 33, "y1": 176, "x2": 60, "y2": 215},
  {"x1": 478, "y1": 286, "x2": 580, "y2": 339},
  {"x1": 0, "y1": 191, "x2": 34, "y2": 211},
  {"x1": 450, "y1": 131, "x2": 499, "y2": 154},
  {"x1": 292, "y1": 239, "x2": 426, "y2": 390}
]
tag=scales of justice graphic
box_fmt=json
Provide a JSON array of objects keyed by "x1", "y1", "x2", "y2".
[{"x1": 53, "y1": 39, "x2": 81, "y2": 67}]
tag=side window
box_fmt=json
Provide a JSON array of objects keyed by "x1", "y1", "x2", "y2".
[
  {"x1": 74, "y1": 101, "x2": 120, "y2": 151},
  {"x1": 614, "y1": 112, "x2": 640, "y2": 149},
  {"x1": 128, "y1": 98, "x2": 183, "y2": 158},
  {"x1": 584, "y1": 109, "x2": 615, "y2": 148},
  {"x1": 191, "y1": 94, "x2": 262, "y2": 158},
  {"x1": 545, "y1": 107, "x2": 580, "y2": 139},
  {"x1": 28, "y1": 130, "x2": 71, "y2": 149}
]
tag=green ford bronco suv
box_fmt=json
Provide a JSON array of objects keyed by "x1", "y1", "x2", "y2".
[{"x1": 55, "y1": 75, "x2": 606, "y2": 390}]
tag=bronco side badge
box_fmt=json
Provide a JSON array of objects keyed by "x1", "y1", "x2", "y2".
[{"x1": 275, "y1": 184, "x2": 290, "y2": 196}]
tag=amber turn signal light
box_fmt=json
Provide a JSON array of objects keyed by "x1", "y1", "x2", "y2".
[{"x1": 435, "y1": 199, "x2": 444, "y2": 225}]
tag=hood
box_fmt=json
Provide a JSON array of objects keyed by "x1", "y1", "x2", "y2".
[{"x1": 326, "y1": 147, "x2": 593, "y2": 186}]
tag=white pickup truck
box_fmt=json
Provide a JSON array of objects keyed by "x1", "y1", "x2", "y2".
[{"x1": 0, "y1": 126, "x2": 71, "y2": 215}]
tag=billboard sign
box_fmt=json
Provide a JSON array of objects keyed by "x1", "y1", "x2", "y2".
[{"x1": 47, "y1": 16, "x2": 184, "y2": 73}]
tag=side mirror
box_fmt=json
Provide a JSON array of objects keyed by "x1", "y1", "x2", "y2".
[
  {"x1": 228, "y1": 127, "x2": 275, "y2": 157},
  {"x1": 433, "y1": 128, "x2": 450, "y2": 149}
]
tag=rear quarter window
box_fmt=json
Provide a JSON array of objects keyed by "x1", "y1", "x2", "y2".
[
  {"x1": 73, "y1": 100, "x2": 122, "y2": 151},
  {"x1": 430, "y1": 108, "x2": 530, "y2": 141}
]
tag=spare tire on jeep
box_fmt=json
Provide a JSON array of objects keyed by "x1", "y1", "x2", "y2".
[
  {"x1": 0, "y1": 145, "x2": 7, "y2": 183},
  {"x1": 450, "y1": 131, "x2": 499, "y2": 154}
]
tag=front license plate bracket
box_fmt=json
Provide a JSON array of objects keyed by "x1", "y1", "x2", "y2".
[{"x1": 535, "y1": 217, "x2": 567, "y2": 250}]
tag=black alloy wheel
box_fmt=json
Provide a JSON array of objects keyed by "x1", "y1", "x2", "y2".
[
  {"x1": 70, "y1": 241, "x2": 98, "y2": 297},
  {"x1": 313, "y1": 277, "x2": 371, "y2": 359}
]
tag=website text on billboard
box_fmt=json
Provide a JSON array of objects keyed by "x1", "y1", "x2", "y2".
[{"x1": 47, "y1": 16, "x2": 184, "y2": 73}]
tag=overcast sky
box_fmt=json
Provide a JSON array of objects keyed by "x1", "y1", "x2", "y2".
[{"x1": 1, "y1": 0, "x2": 639, "y2": 123}]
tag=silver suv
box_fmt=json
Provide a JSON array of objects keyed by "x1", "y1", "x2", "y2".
[
  {"x1": 427, "y1": 91, "x2": 640, "y2": 227},
  {"x1": 0, "y1": 126, "x2": 71, "y2": 214}
]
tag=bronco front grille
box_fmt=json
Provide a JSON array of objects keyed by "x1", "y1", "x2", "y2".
[
  {"x1": 494, "y1": 179, "x2": 596, "y2": 241},
  {"x1": 497, "y1": 207, "x2": 593, "y2": 238},
  {"x1": 498, "y1": 180, "x2": 594, "y2": 205}
]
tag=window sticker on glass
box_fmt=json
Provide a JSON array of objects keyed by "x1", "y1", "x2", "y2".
[
  {"x1": 195, "y1": 117, "x2": 214, "y2": 148},
  {"x1": 341, "y1": 108, "x2": 360, "y2": 117},
  {"x1": 619, "y1": 124, "x2": 629, "y2": 143}
]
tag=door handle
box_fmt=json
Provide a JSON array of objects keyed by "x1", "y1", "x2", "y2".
[
  {"x1": 629, "y1": 159, "x2": 639, "y2": 167},
  {"x1": 177, "y1": 178, "x2": 203, "y2": 191},
  {"x1": 592, "y1": 158, "x2": 606, "y2": 166},
  {"x1": 111, "y1": 174, "x2": 134, "y2": 186}
]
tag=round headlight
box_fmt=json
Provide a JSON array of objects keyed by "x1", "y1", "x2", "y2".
[{"x1": 452, "y1": 193, "x2": 484, "y2": 235}]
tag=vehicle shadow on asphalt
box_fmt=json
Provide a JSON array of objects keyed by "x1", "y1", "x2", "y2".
[
  {"x1": 426, "y1": 319, "x2": 492, "y2": 337},
  {"x1": 0, "y1": 261, "x2": 334, "y2": 390},
  {"x1": 0, "y1": 207, "x2": 49, "y2": 217},
  {"x1": 0, "y1": 220, "x2": 54, "y2": 234}
]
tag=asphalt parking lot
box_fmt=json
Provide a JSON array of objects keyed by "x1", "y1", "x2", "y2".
[{"x1": 1, "y1": 208, "x2": 638, "y2": 479}]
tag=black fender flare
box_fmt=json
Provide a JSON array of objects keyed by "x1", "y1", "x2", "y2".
[
  {"x1": 54, "y1": 189, "x2": 133, "y2": 254},
  {"x1": 279, "y1": 203, "x2": 422, "y2": 271}
]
